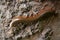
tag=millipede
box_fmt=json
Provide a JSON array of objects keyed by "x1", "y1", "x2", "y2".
[{"x1": 9, "y1": 1, "x2": 55, "y2": 28}]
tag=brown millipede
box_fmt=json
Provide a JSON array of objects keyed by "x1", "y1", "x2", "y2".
[
  {"x1": 10, "y1": 2, "x2": 55, "y2": 28},
  {"x1": 10, "y1": 6, "x2": 55, "y2": 27}
]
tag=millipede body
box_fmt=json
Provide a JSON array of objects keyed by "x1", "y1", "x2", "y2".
[{"x1": 10, "y1": 2, "x2": 55, "y2": 28}]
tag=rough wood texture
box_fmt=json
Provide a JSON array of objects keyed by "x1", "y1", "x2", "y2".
[{"x1": 0, "y1": 0, "x2": 60, "y2": 40}]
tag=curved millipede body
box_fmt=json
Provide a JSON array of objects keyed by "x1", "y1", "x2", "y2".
[{"x1": 10, "y1": 2, "x2": 55, "y2": 28}]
